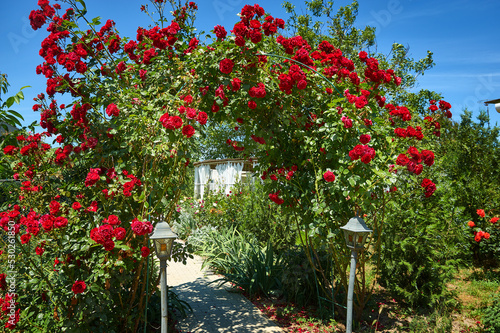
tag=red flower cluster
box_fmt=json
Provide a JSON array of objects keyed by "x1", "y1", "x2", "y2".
[
  {"x1": 251, "y1": 135, "x2": 265, "y2": 144},
  {"x1": 269, "y1": 192, "x2": 284, "y2": 205},
  {"x1": 341, "y1": 116, "x2": 353, "y2": 128},
  {"x1": 386, "y1": 104, "x2": 411, "y2": 122},
  {"x1": 85, "y1": 168, "x2": 101, "y2": 187},
  {"x1": 421, "y1": 178, "x2": 436, "y2": 197},
  {"x1": 394, "y1": 125, "x2": 424, "y2": 140},
  {"x1": 349, "y1": 145, "x2": 376, "y2": 164},
  {"x1": 106, "y1": 103, "x2": 120, "y2": 117},
  {"x1": 249, "y1": 82, "x2": 266, "y2": 98},
  {"x1": 261, "y1": 165, "x2": 298, "y2": 181},
  {"x1": 122, "y1": 170, "x2": 142, "y2": 197},
  {"x1": 474, "y1": 230, "x2": 490, "y2": 242},
  {"x1": 130, "y1": 218, "x2": 153, "y2": 236},
  {"x1": 214, "y1": 25, "x2": 227, "y2": 40},
  {"x1": 90, "y1": 223, "x2": 126, "y2": 251},
  {"x1": 278, "y1": 64, "x2": 308, "y2": 94},
  {"x1": 231, "y1": 4, "x2": 283, "y2": 46},
  {"x1": 396, "y1": 147, "x2": 434, "y2": 175}
]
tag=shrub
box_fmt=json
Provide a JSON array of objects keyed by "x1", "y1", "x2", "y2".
[
  {"x1": 380, "y1": 186, "x2": 458, "y2": 309},
  {"x1": 483, "y1": 293, "x2": 500, "y2": 333}
]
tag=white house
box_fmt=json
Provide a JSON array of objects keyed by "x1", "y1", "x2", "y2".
[{"x1": 193, "y1": 158, "x2": 256, "y2": 200}]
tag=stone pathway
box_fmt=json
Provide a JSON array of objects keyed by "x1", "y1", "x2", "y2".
[{"x1": 166, "y1": 254, "x2": 284, "y2": 333}]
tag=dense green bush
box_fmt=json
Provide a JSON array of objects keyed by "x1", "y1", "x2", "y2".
[
  {"x1": 483, "y1": 293, "x2": 500, "y2": 333},
  {"x1": 380, "y1": 184, "x2": 459, "y2": 309}
]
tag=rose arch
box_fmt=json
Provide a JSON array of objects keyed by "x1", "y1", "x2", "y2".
[{"x1": 0, "y1": 0, "x2": 451, "y2": 331}]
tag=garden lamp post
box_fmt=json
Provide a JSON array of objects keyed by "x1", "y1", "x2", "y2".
[
  {"x1": 150, "y1": 221, "x2": 178, "y2": 333},
  {"x1": 340, "y1": 216, "x2": 372, "y2": 333}
]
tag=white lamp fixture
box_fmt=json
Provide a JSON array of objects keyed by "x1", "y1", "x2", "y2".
[
  {"x1": 340, "y1": 216, "x2": 373, "y2": 251},
  {"x1": 150, "y1": 221, "x2": 178, "y2": 261}
]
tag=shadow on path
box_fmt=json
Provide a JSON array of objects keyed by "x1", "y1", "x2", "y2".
[{"x1": 167, "y1": 256, "x2": 283, "y2": 333}]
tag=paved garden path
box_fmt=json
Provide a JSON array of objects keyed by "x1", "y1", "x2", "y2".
[{"x1": 166, "y1": 254, "x2": 284, "y2": 333}]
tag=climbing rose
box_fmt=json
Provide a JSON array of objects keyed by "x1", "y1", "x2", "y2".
[
  {"x1": 20, "y1": 234, "x2": 31, "y2": 244},
  {"x1": 219, "y1": 58, "x2": 234, "y2": 74},
  {"x1": 359, "y1": 134, "x2": 371, "y2": 144},
  {"x1": 491, "y1": 217, "x2": 499, "y2": 224},
  {"x1": 85, "y1": 168, "x2": 101, "y2": 187},
  {"x1": 467, "y1": 221, "x2": 475, "y2": 228},
  {"x1": 35, "y1": 246, "x2": 45, "y2": 255},
  {"x1": 421, "y1": 178, "x2": 436, "y2": 197},
  {"x1": 106, "y1": 103, "x2": 120, "y2": 117},
  {"x1": 72, "y1": 280, "x2": 86, "y2": 294},
  {"x1": 113, "y1": 227, "x2": 126, "y2": 240},
  {"x1": 104, "y1": 215, "x2": 121, "y2": 226},
  {"x1": 197, "y1": 111, "x2": 208, "y2": 125},
  {"x1": 182, "y1": 125, "x2": 195, "y2": 138},
  {"x1": 341, "y1": 116, "x2": 353, "y2": 128},
  {"x1": 72, "y1": 202, "x2": 82, "y2": 210},
  {"x1": 214, "y1": 25, "x2": 227, "y2": 40},
  {"x1": 269, "y1": 192, "x2": 284, "y2": 205},
  {"x1": 477, "y1": 209, "x2": 485, "y2": 218},
  {"x1": 3, "y1": 145, "x2": 17, "y2": 155},
  {"x1": 323, "y1": 171, "x2": 335, "y2": 182},
  {"x1": 131, "y1": 219, "x2": 153, "y2": 236},
  {"x1": 141, "y1": 246, "x2": 150, "y2": 257}
]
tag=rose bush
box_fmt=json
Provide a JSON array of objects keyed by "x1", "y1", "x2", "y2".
[{"x1": 0, "y1": 0, "x2": 452, "y2": 330}]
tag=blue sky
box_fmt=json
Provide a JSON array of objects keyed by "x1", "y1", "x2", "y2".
[{"x1": 1, "y1": 0, "x2": 499, "y2": 128}]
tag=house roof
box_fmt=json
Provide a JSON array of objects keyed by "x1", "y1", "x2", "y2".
[{"x1": 484, "y1": 98, "x2": 500, "y2": 105}]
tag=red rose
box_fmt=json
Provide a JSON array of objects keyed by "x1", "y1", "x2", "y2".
[
  {"x1": 248, "y1": 100, "x2": 257, "y2": 109},
  {"x1": 359, "y1": 134, "x2": 371, "y2": 144},
  {"x1": 49, "y1": 200, "x2": 60, "y2": 215},
  {"x1": 113, "y1": 227, "x2": 126, "y2": 240},
  {"x1": 105, "y1": 214, "x2": 121, "y2": 225},
  {"x1": 131, "y1": 219, "x2": 153, "y2": 236},
  {"x1": 106, "y1": 103, "x2": 120, "y2": 117},
  {"x1": 103, "y1": 239, "x2": 115, "y2": 251},
  {"x1": 421, "y1": 178, "x2": 436, "y2": 197},
  {"x1": 231, "y1": 78, "x2": 242, "y2": 91},
  {"x1": 20, "y1": 233, "x2": 31, "y2": 244},
  {"x1": 219, "y1": 58, "x2": 234, "y2": 74},
  {"x1": 323, "y1": 171, "x2": 335, "y2": 182},
  {"x1": 214, "y1": 25, "x2": 227, "y2": 40},
  {"x1": 85, "y1": 168, "x2": 101, "y2": 187},
  {"x1": 341, "y1": 116, "x2": 352, "y2": 129},
  {"x1": 477, "y1": 209, "x2": 485, "y2": 218},
  {"x1": 467, "y1": 221, "x2": 475, "y2": 228},
  {"x1": 197, "y1": 111, "x2": 208, "y2": 125},
  {"x1": 3, "y1": 145, "x2": 18, "y2": 155},
  {"x1": 54, "y1": 216, "x2": 68, "y2": 228},
  {"x1": 182, "y1": 125, "x2": 195, "y2": 138},
  {"x1": 141, "y1": 246, "x2": 150, "y2": 257},
  {"x1": 72, "y1": 202, "x2": 82, "y2": 210},
  {"x1": 35, "y1": 246, "x2": 45, "y2": 255},
  {"x1": 268, "y1": 192, "x2": 284, "y2": 205},
  {"x1": 396, "y1": 154, "x2": 409, "y2": 166},
  {"x1": 72, "y1": 280, "x2": 86, "y2": 294},
  {"x1": 490, "y1": 217, "x2": 499, "y2": 224}
]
